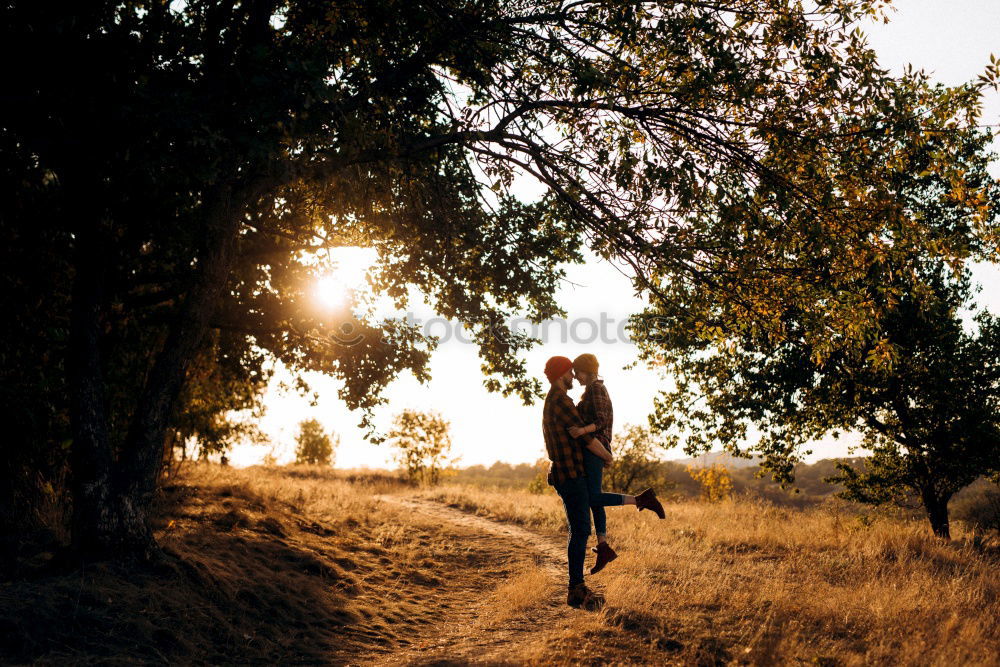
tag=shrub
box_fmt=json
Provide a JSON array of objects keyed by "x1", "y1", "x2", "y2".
[
  {"x1": 388, "y1": 410, "x2": 456, "y2": 486},
  {"x1": 604, "y1": 424, "x2": 675, "y2": 494},
  {"x1": 952, "y1": 481, "x2": 1000, "y2": 533},
  {"x1": 688, "y1": 464, "x2": 733, "y2": 502},
  {"x1": 527, "y1": 459, "x2": 553, "y2": 495},
  {"x1": 294, "y1": 419, "x2": 337, "y2": 466}
]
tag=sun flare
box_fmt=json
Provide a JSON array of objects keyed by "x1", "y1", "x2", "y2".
[
  {"x1": 315, "y1": 275, "x2": 347, "y2": 309},
  {"x1": 312, "y1": 246, "x2": 377, "y2": 310}
]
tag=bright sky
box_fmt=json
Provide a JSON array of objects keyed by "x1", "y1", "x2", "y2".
[{"x1": 229, "y1": 1, "x2": 1000, "y2": 470}]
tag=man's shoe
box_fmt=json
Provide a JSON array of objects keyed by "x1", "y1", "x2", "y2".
[
  {"x1": 590, "y1": 541, "x2": 618, "y2": 575},
  {"x1": 635, "y1": 488, "x2": 666, "y2": 519},
  {"x1": 567, "y1": 583, "x2": 605, "y2": 610}
]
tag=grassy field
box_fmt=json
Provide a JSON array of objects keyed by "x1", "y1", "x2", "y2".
[
  {"x1": 420, "y1": 483, "x2": 1000, "y2": 665},
  {"x1": 2, "y1": 464, "x2": 997, "y2": 665}
]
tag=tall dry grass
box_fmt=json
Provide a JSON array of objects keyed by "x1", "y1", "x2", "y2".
[
  {"x1": 1, "y1": 464, "x2": 522, "y2": 664},
  {"x1": 418, "y1": 484, "x2": 566, "y2": 532},
  {"x1": 9, "y1": 465, "x2": 993, "y2": 665},
  {"x1": 428, "y1": 483, "x2": 1000, "y2": 666}
]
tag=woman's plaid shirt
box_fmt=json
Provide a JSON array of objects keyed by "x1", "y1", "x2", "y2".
[
  {"x1": 578, "y1": 379, "x2": 613, "y2": 450},
  {"x1": 542, "y1": 385, "x2": 587, "y2": 485}
]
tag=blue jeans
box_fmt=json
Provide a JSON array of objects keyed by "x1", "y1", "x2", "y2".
[
  {"x1": 553, "y1": 475, "x2": 591, "y2": 586},
  {"x1": 584, "y1": 449, "x2": 625, "y2": 537}
]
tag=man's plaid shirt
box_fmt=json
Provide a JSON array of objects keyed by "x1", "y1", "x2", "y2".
[
  {"x1": 578, "y1": 379, "x2": 613, "y2": 450},
  {"x1": 542, "y1": 385, "x2": 586, "y2": 485}
]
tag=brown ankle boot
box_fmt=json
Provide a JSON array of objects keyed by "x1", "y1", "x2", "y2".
[
  {"x1": 635, "y1": 488, "x2": 665, "y2": 519},
  {"x1": 567, "y1": 583, "x2": 605, "y2": 610},
  {"x1": 590, "y1": 541, "x2": 618, "y2": 574}
]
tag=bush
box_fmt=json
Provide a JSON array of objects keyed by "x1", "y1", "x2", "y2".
[
  {"x1": 527, "y1": 459, "x2": 554, "y2": 495},
  {"x1": 294, "y1": 419, "x2": 337, "y2": 466},
  {"x1": 604, "y1": 424, "x2": 675, "y2": 495},
  {"x1": 688, "y1": 464, "x2": 733, "y2": 502},
  {"x1": 952, "y1": 480, "x2": 1000, "y2": 533},
  {"x1": 388, "y1": 410, "x2": 456, "y2": 486}
]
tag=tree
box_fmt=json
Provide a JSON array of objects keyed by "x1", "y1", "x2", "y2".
[
  {"x1": 3, "y1": 1, "x2": 993, "y2": 560},
  {"x1": 644, "y1": 259, "x2": 1000, "y2": 537},
  {"x1": 635, "y1": 75, "x2": 1000, "y2": 538},
  {"x1": 388, "y1": 410, "x2": 455, "y2": 486},
  {"x1": 1, "y1": 0, "x2": 574, "y2": 559},
  {"x1": 603, "y1": 424, "x2": 673, "y2": 495},
  {"x1": 687, "y1": 464, "x2": 734, "y2": 503},
  {"x1": 824, "y1": 295, "x2": 1000, "y2": 538},
  {"x1": 294, "y1": 419, "x2": 337, "y2": 466}
]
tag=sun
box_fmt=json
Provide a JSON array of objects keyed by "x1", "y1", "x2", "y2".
[
  {"x1": 315, "y1": 274, "x2": 347, "y2": 309},
  {"x1": 312, "y1": 246, "x2": 377, "y2": 310}
]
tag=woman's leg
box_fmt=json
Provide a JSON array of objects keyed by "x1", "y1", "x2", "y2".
[
  {"x1": 584, "y1": 450, "x2": 622, "y2": 539},
  {"x1": 583, "y1": 450, "x2": 638, "y2": 511}
]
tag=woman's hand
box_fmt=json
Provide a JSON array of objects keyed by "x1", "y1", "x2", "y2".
[
  {"x1": 569, "y1": 424, "x2": 595, "y2": 438},
  {"x1": 585, "y1": 438, "x2": 613, "y2": 465}
]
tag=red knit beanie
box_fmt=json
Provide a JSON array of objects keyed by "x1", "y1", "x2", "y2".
[{"x1": 544, "y1": 356, "x2": 574, "y2": 383}]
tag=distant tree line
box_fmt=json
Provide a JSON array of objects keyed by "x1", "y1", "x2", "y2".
[{"x1": 450, "y1": 453, "x2": 995, "y2": 521}]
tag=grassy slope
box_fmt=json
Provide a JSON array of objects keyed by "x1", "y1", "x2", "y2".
[
  {"x1": 2, "y1": 465, "x2": 998, "y2": 665},
  {"x1": 0, "y1": 465, "x2": 524, "y2": 664}
]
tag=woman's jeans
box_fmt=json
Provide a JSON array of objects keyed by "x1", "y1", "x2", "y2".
[
  {"x1": 553, "y1": 475, "x2": 591, "y2": 586},
  {"x1": 583, "y1": 449, "x2": 625, "y2": 537}
]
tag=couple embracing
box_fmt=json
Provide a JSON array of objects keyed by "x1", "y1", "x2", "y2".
[{"x1": 542, "y1": 354, "x2": 665, "y2": 610}]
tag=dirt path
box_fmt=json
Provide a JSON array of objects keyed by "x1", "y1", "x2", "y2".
[
  {"x1": 377, "y1": 495, "x2": 565, "y2": 568},
  {"x1": 364, "y1": 495, "x2": 572, "y2": 666}
]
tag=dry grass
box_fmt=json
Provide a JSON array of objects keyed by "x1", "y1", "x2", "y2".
[
  {"x1": 418, "y1": 484, "x2": 566, "y2": 532},
  {"x1": 429, "y1": 483, "x2": 1000, "y2": 666},
  {"x1": 3, "y1": 466, "x2": 997, "y2": 665},
  {"x1": 474, "y1": 561, "x2": 558, "y2": 629},
  {"x1": 0, "y1": 464, "x2": 521, "y2": 664}
]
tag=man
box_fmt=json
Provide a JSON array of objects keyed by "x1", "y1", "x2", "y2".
[{"x1": 542, "y1": 355, "x2": 614, "y2": 609}]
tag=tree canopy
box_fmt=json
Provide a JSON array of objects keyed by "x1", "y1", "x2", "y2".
[{"x1": 637, "y1": 112, "x2": 1000, "y2": 536}]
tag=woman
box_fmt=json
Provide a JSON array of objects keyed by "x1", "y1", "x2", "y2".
[{"x1": 570, "y1": 353, "x2": 665, "y2": 574}]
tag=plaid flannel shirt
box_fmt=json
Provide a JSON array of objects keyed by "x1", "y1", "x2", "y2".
[
  {"x1": 542, "y1": 385, "x2": 587, "y2": 485},
  {"x1": 578, "y1": 379, "x2": 613, "y2": 450}
]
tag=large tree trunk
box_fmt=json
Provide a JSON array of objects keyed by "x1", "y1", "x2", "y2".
[
  {"x1": 70, "y1": 185, "x2": 246, "y2": 561},
  {"x1": 67, "y1": 222, "x2": 165, "y2": 560},
  {"x1": 68, "y1": 224, "x2": 117, "y2": 557},
  {"x1": 120, "y1": 199, "x2": 242, "y2": 553},
  {"x1": 921, "y1": 486, "x2": 952, "y2": 539}
]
